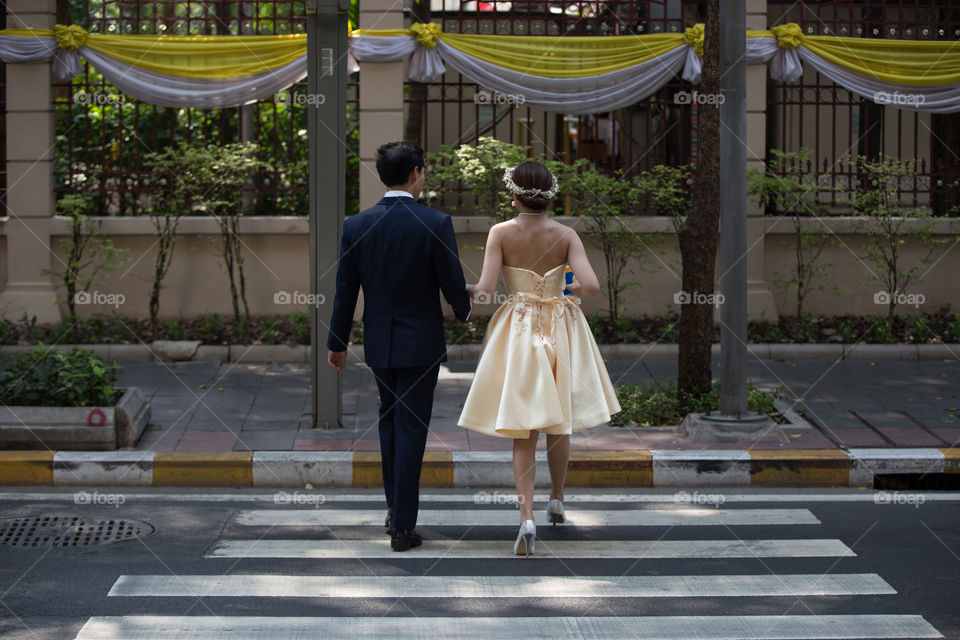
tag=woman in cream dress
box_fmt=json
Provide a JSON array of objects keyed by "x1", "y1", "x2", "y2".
[{"x1": 458, "y1": 161, "x2": 621, "y2": 556}]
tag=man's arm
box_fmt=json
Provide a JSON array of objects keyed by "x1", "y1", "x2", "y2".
[
  {"x1": 432, "y1": 214, "x2": 471, "y2": 321},
  {"x1": 326, "y1": 223, "x2": 360, "y2": 362}
]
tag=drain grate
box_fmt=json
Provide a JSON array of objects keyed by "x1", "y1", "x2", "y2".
[
  {"x1": 874, "y1": 473, "x2": 960, "y2": 491},
  {"x1": 0, "y1": 515, "x2": 155, "y2": 548}
]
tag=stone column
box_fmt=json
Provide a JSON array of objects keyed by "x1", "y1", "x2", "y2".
[
  {"x1": 745, "y1": 0, "x2": 778, "y2": 320},
  {"x1": 357, "y1": 0, "x2": 405, "y2": 210},
  {"x1": 0, "y1": 0, "x2": 60, "y2": 323}
]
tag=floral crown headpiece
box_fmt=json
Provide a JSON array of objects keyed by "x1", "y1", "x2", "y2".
[{"x1": 502, "y1": 166, "x2": 560, "y2": 199}]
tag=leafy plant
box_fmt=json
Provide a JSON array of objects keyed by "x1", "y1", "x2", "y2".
[
  {"x1": 195, "y1": 142, "x2": 264, "y2": 321},
  {"x1": 748, "y1": 148, "x2": 839, "y2": 318},
  {"x1": 424, "y1": 136, "x2": 531, "y2": 221},
  {"x1": 0, "y1": 346, "x2": 121, "y2": 407},
  {"x1": 142, "y1": 143, "x2": 199, "y2": 338},
  {"x1": 610, "y1": 378, "x2": 780, "y2": 426},
  {"x1": 554, "y1": 164, "x2": 659, "y2": 322},
  {"x1": 45, "y1": 187, "x2": 129, "y2": 318},
  {"x1": 290, "y1": 311, "x2": 311, "y2": 344},
  {"x1": 628, "y1": 163, "x2": 692, "y2": 233},
  {"x1": 871, "y1": 314, "x2": 895, "y2": 344},
  {"x1": 850, "y1": 154, "x2": 943, "y2": 323}
]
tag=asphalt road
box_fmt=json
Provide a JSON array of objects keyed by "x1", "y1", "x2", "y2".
[{"x1": 0, "y1": 487, "x2": 957, "y2": 639}]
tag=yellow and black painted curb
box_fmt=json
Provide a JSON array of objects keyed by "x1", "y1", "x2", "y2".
[{"x1": 1, "y1": 448, "x2": 957, "y2": 488}]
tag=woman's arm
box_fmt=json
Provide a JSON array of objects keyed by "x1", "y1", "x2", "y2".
[
  {"x1": 565, "y1": 228, "x2": 600, "y2": 298},
  {"x1": 471, "y1": 224, "x2": 504, "y2": 303}
]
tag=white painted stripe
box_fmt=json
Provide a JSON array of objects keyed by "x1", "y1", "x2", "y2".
[
  {"x1": 206, "y1": 538, "x2": 856, "y2": 559},
  {"x1": 846, "y1": 448, "x2": 945, "y2": 460},
  {"x1": 5, "y1": 491, "x2": 960, "y2": 503},
  {"x1": 251, "y1": 451, "x2": 353, "y2": 488},
  {"x1": 847, "y1": 449, "x2": 947, "y2": 485},
  {"x1": 77, "y1": 614, "x2": 943, "y2": 640},
  {"x1": 108, "y1": 573, "x2": 894, "y2": 598},
  {"x1": 52, "y1": 451, "x2": 154, "y2": 487},
  {"x1": 650, "y1": 450, "x2": 752, "y2": 460},
  {"x1": 233, "y1": 507, "x2": 821, "y2": 527}
]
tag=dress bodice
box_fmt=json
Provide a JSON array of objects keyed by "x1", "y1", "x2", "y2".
[{"x1": 502, "y1": 264, "x2": 566, "y2": 299}]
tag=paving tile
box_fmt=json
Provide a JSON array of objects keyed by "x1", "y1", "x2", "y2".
[
  {"x1": 928, "y1": 428, "x2": 960, "y2": 446},
  {"x1": 828, "y1": 428, "x2": 891, "y2": 447},
  {"x1": 467, "y1": 432, "x2": 514, "y2": 450},
  {"x1": 779, "y1": 430, "x2": 838, "y2": 448},
  {"x1": 185, "y1": 407, "x2": 247, "y2": 430},
  {"x1": 241, "y1": 419, "x2": 301, "y2": 431},
  {"x1": 292, "y1": 438, "x2": 353, "y2": 451},
  {"x1": 425, "y1": 431, "x2": 469, "y2": 450},
  {"x1": 872, "y1": 426, "x2": 946, "y2": 447},
  {"x1": 232, "y1": 430, "x2": 297, "y2": 451},
  {"x1": 853, "y1": 410, "x2": 915, "y2": 429},
  {"x1": 175, "y1": 431, "x2": 237, "y2": 452},
  {"x1": 134, "y1": 428, "x2": 183, "y2": 451},
  {"x1": 351, "y1": 439, "x2": 382, "y2": 451}
]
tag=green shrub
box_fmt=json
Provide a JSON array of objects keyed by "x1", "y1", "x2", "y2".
[
  {"x1": 0, "y1": 346, "x2": 121, "y2": 407},
  {"x1": 611, "y1": 378, "x2": 780, "y2": 426}
]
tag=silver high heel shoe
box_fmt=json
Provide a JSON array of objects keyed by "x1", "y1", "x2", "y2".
[
  {"x1": 546, "y1": 499, "x2": 565, "y2": 525},
  {"x1": 513, "y1": 519, "x2": 536, "y2": 556}
]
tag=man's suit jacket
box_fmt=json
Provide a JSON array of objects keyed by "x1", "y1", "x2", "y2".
[{"x1": 326, "y1": 196, "x2": 472, "y2": 369}]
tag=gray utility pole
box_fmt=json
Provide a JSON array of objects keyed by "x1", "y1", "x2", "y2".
[
  {"x1": 718, "y1": 0, "x2": 749, "y2": 417},
  {"x1": 684, "y1": 0, "x2": 782, "y2": 442},
  {"x1": 307, "y1": 0, "x2": 348, "y2": 428}
]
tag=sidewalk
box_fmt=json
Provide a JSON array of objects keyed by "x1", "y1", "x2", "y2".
[
  {"x1": 1, "y1": 352, "x2": 958, "y2": 488},
  {"x1": 125, "y1": 357, "x2": 959, "y2": 452}
]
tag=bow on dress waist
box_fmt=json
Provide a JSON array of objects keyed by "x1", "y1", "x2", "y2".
[{"x1": 509, "y1": 291, "x2": 578, "y2": 347}]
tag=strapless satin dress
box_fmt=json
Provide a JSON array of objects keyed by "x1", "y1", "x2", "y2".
[{"x1": 458, "y1": 264, "x2": 621, "y2": 438}]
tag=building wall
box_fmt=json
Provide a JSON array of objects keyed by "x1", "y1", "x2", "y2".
[{"x1": 1, "y1": 215, "x2": 954, "y2": 322}]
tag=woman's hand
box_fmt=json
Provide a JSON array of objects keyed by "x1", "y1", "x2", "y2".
[{"x1": 467, "y1": 283, "x2": 493, "y2": 304}]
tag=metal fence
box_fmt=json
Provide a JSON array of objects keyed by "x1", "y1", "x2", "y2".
[
  {"x1": 406, "y1": 0, "x2": 696, "y2": 213},
  {"x1": 767, "y1": 0, "x2": 960, "y2": 215},
  {"x1": 52, "y1": 0, "x2": 358, "y2": 216},
  {"x1": 411, "y1": 0, "x2": 960, "y2": 215}
]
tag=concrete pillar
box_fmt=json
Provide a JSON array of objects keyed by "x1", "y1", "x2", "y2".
[
  {"x1": 0, "y1": 0, "x2": 60, "y2": 323},
  {"x1": 357, "y1": 0, "x2": 405, "y2": 210},
  {"x1": 745, "y1": 0, "x2": 778, "y2": 320}
]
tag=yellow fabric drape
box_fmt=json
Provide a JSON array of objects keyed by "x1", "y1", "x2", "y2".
[
  {"x1": 439, "y1": 32, "x2": 685, "y2": 78},
  {"x1": 748, "y1": 27, "x2": 960, "y2": 86},
  {"x1": 0, "y1": 28, "x2": 306, "y2": 79},
  {"x1": 353, "y1": 25, "x2": 687, "y2": 78},
  {"x1": 4, "y1": 23, "x2": 960, "y2": 85}
]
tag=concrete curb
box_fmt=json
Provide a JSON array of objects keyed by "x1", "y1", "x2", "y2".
[
  {"x1": 0, "y1": 343, "x2": 957, "y2": 363},
  {"x1": 2, "y1": 448, "x2": 956, "y2": 488}
]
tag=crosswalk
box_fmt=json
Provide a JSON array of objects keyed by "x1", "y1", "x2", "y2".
[{"x1": 74, "y1": 497, "x2": 945, "y2": 639}]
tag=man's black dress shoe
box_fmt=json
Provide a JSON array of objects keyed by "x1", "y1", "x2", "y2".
[{"x1": 390, "y1": 528, "x2": 423, "y2": 552}]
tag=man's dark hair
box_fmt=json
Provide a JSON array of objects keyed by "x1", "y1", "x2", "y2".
[{"x1": 375, "y1": 141, "x2": 425, "y2": 187}]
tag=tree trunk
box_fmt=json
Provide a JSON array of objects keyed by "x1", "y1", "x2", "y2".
[{"x1": 677, "y1": 0, "x2": 721, "y2": 400}]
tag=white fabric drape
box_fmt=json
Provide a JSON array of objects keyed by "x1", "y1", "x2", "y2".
[
  {"x1": 0, "y1": 34, "x2": 308, "y2": 108},
  {"x1": 4, "y1": 28, "x2": 960, "y2": 113},
  {"x1": 349, "y1": 32, "x2": 960, "y2": 114},
  {"x1": 746, "y1": 35, "x2": 960, "y2": 113},
  {"x1": 80, "y1": 47, "x2": 307, "y2": 109},
  {"x1": 434, "y1": 40, "x2": 687, "y2": 113}
]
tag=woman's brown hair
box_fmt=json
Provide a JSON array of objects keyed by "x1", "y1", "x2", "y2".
[{"x1": 511, "y1": 161, "x2": 555, "y2": 212}]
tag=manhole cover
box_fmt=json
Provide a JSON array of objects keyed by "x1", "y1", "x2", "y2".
[{"x1": 0, "y1": 515, "x2": 155, "y2": 548}]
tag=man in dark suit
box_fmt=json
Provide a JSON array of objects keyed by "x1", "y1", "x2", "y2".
[{"x1": 327, "y1": 141, "x2": 471, "y2": 551}]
